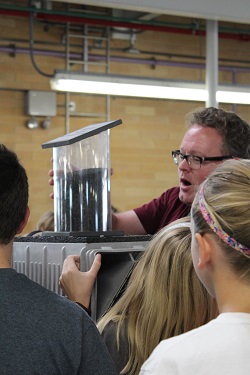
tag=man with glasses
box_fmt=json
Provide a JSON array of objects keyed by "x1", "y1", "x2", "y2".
[{"x1": 112, "y1": 106, "x2": 250, "y2": 234}]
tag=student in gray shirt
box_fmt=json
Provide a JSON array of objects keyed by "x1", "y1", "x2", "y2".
[{"x1": 0, "y1": 144, "x2": 116, "y2": 375}]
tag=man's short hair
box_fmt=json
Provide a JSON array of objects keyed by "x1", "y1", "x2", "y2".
[
  {"x1": 186, "y1": 107, "x2": 250, "y2": 159},
  {"x1": 0, "y1": 145, "x2": 28, "y2": 244}
]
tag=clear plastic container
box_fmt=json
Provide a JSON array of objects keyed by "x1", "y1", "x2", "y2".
[{"x1": 42, "y1": 120, "x2": 122, "y2": 233}]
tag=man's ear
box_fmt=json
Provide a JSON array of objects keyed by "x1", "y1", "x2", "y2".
[
  {"x1": 195, "y1": 233, "x2": 212, "y2": 270},
  {"x1": 17, "y1": 207, "x2": 30, "y2": 235}
]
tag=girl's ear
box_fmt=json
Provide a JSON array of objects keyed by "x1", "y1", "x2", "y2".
[
  {"x1": 17, "y1": 207, "x2": 30, "y2": 234},
  {"x1": 195, "y1": 233, "x2": 212, "y2": 270}
]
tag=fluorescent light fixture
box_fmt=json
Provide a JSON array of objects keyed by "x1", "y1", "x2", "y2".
[
  {"x1": 50, "y1": 72, "x2": 250, "y2": 104},
  {"x1": 216, "y1": 86, "x2": 250, "y2": 105},
  {"x1": 51, "y1": 72, "x2": 207, "y2": 102}
]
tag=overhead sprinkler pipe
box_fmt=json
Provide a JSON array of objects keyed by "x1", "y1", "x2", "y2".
[{"x1": 1, "y1": 5, "x2": 250, "y2": 41}]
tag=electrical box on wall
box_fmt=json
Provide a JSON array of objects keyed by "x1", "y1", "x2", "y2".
[{"x1": 26, "y1": 91, "x2": 57, "y2": 116}]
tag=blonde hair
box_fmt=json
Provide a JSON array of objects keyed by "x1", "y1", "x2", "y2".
[
  {"x1": 36, "y1": 211, "x2": 54, "y2": 232},
  {"x1": 97, "y1": 217, "x2": 218, "y2": 374},
  {"x1": 192, "y1": 158, "x2": 250, "y2": 279}
]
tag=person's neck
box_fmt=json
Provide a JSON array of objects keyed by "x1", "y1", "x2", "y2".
[
  {"x1": 0, "y1": 242, "x2": 13, "y2": 268},
  {"x1": 215, "y1": 269, "x2": 250, "y2": 314}
]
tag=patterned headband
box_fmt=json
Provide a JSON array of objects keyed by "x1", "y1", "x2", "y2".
[{"x1": 198, "y1": 184, "x2": 250, "y2": 255}]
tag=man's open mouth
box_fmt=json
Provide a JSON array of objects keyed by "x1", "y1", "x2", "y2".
[{"x1": 181, "y1": 178, "x2": 191, "y2": 186}]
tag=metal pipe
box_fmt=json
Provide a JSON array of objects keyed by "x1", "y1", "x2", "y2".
[
  {"x1": 206, "y1": 20, "x2": 218, "y2": 107},
  {"x1": 1, "y1": 6, "x2": 250, "y2": 41},
  {"x1": 83, "y1": 24, "x2": 88, "y2": 73},
  {"x1": 65, "y1": 23, "x2": 70, "y2": 133},
  {"x1": 2, "y1": 37, "x2": 250, "y2": 65},
  {"x1": 1, "y1": 45, "x2": 250, "y2": 75}
]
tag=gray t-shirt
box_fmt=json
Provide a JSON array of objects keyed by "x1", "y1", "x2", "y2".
[{"x1": 0, "y1": 268, "x2": 116, "y2": 375}]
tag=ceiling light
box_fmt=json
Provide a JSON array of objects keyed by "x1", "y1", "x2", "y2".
[
  {"x1": 216, "y1": 86, "x2": 250, "y2": 105},
  {"x1": 51, "y1": 72, "x2": 207, "y2": 102},
  {"x1": 50, "y1": 72, "x2": 250, "y2": 105}
]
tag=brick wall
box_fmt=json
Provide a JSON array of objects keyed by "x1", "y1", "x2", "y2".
[{"x1": 1, "y1": 14, "x2": 250, "y2": 234}]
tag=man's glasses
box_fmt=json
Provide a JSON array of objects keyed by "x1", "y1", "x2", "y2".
[{"x1": 172, "y1": 150, "x2": 233, "y2": 170}]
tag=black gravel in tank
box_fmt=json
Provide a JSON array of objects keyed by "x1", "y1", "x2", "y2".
[
  {"x1": 56, "y1": 168, "x2": 107, "y2": 232},
  {"x1": 14, "y1": 234, "x2": 152, "y2": 243}
]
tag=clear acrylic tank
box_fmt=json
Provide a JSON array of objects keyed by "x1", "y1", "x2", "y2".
[{"x1": 42, "y1": 119, "x2": 122, "y2": 233}]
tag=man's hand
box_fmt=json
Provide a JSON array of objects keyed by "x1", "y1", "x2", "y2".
[{"x1": 48, "y1": 169, "x2": 54, "y2": 199}]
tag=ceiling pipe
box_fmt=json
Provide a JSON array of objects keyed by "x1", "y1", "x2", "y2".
[
  {"x1": 206, "y1": 20, "x2": 218, "y2": 108},
  {"x1": 1, "y1": 38, "x2": 250, "y2": 65},
  {"x1": 1, "y1": 7, "x2": 250, "y2": 41},
  {"x1": 1, "y1": 45, "x2": 250, "y2": 75}
]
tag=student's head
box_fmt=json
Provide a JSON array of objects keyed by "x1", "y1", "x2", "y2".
[
  {"x1": 191, "y1": 159, "x2": 250, "y2": 298},
  {"x1": 0, "y1": 145, "x2": 29, "y2": 244},
  {"x1": 174, "y1": 107, "x2": 250, "y2": 206},
  {"x1": 98, "y1": 217, "x2": 218, "y2": 375}
]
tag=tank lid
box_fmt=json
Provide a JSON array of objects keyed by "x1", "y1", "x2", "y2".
[{"x1": 41, "y1": 119, "x2": 122, "y2": 149}]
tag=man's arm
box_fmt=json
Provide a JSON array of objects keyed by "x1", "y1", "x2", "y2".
[{"x1": 112, "y1": 210, "x2": 147, "y2": 235}]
